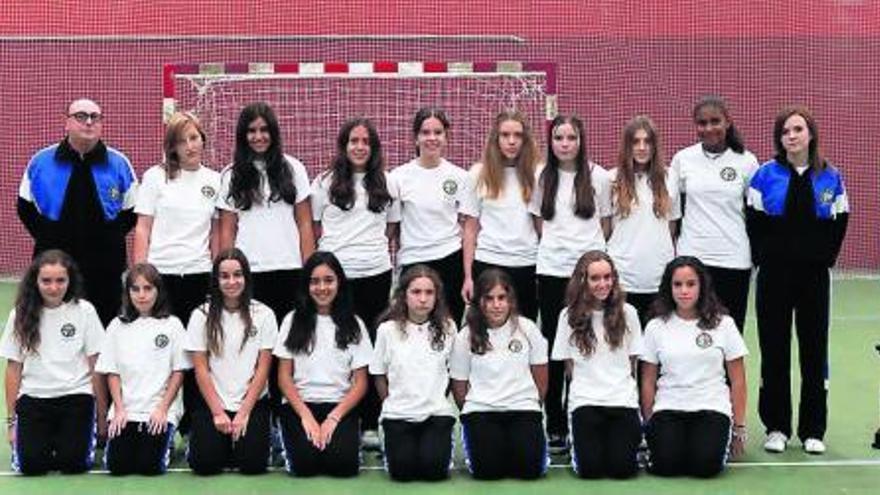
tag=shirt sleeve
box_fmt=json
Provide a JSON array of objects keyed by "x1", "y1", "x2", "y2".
[
  {"x1": 94, "y1": 319, "x2": 119, "y2": 374},
  {"x1": 134, "y1": 167, "x2": 161, "y2": 216},
  {"x1": 257, "y1": 306, "x2": 279, "y2": 350},
  {"x1": 592, "y1": 164, "x2": 613, "y2": 218},
  {"x1": 527, "y1": 169, "x2": 544, "y2": 217},
  {"x1": 120, "y1": 154, "x2": 139, "y2": 210},
  {"x1": 272, "y1": 312, "x2": 295, "y2": 359},
  {"x1": 624, "y1": 305, "x2": 644, "y2": 356},
  {"x1": 349, "y1": 318, "x2": 373, "y2": 370},
  {"x1": 386, "y1": 171, "x2": 401, "y2": 223},
  {"x1": 289, "y1": 156, "x2": 312, "y2": 204},
  {"x1": 216, "y1": 166, "x2": 236, "y2": 212},
  {"x1": 639, "y1": 319, "x2": 661, "y2": 364},
  {"x1": 310, "y1": 175, "x2": 326, "y2": 222},
  {"x1": 170, "y1": 319, "x2": 192, "y2": 371},
  {"x1": 448, "y1": 327, "x2": 472, "y2": 380},
  {"x1": 82, "y1": 302, "x2": 105, "y2": 357},
  {"x1": 184, "y1": 307, "x2": 209, "y2": 352},
  {"x1": 550, "y1": 309, "x2": 571, "y2": 361},
  {"x1": 368, "y1": 324, "x2": 390, "y2": 375},
  {"x1": 720, "y1": 316, "x2": 749, "y2": 361},
  {"x1": 524, "y1": 319, "x2": 549, "y2": 365},
  {"x1": 666, "y1": 166, "x2": 682, "y2": 221},
  {"x1": 456, "y1": 166, "x2": 478, "y2": 217},
  {"x1": 0, "y1": 310, "x2": 24, "y2": 363}
]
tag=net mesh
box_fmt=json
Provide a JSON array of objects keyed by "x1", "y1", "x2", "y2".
[
  {"x1": 1, "y1": 1, "x2": 878, "y2": 276},
  {"x1": 171, "y1": 68, "x2": 552, "y2": 176}
]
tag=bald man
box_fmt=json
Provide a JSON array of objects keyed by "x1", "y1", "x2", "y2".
[{"x1": 18, "y1": 98, "x2": 138, "y2": 326}]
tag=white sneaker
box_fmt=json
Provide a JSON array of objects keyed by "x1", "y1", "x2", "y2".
[
  {"x1": 803, "y1": 438, "x2": 826, "y2": 454},
  {"x1": 763, "y1": 431, "x2": 788, "y2": 453},
  {"x1": 361, "y1": 430, "x2": 382, "y2": 451}
]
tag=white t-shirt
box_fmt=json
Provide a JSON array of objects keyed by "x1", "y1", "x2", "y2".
[
  {"x1": 607, "y1": 169, "x2": 681, "y2": 293},
  {"x1": 217, "y1": 155, "x2": 311, "y2": 272},
  {"x1": 185, "y1": 301, "x2": 278, "y2": 411},
  {"x1": 0, "y1": 300, "x2": 104, "y2": 398},
  {"x1": 640, "y1": 313, "x2": 747, "y2": 416},
  {"x1": 449, "y1": 316, "x2": 547, "y2": 414},
  {"x1": 529, "y1": 164, "x2": 612, "y2": 277},
  {"x1": 311, "y1": 171, "x2": 393, "y2": 278},
  {"x1": 388, "y1": 158, "x2": 477, "y2": 265},
  {"x1": 671, "y1": 143, "x2": 758, "y2": 269},
  {"x1": 551, "y1": 305, "x2": 642, "y2": 411},
  {"x1": 95, "y1": 316, "x2": 191, "y2": 425},
  {"x1": 273, "y1": 313, "x2": 372, "y2": 404},
  {"x1": 136, "y1": 165, "x2": 220, "y2": 275},
  {"x1": 469, "y1": 164, "x2": 539, "y2": 267},
  {"x1": 369, "y1": 319, "x2": 456, "y2": 421}
]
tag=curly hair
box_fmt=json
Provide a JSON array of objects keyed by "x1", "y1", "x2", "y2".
[
  {"x1": 650, "y1": 256, "x2": 727, "y2": 330},
  {"x1": 14, "y1": 249, "x2": 83, "y2": 353},
  {"x1": 565, "y1": 251, "x2": 629, "y2": 356}
]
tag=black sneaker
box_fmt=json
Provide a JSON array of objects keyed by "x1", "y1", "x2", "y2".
[{"x1": 548, "y1": 434, "x2": 569, "y2": 455}]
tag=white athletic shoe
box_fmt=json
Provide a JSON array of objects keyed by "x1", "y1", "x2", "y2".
[
  {"x1": 361, "y1": 429, "x2": 382, "y2": 452},
  {"x1": 803, "y1": 438, "x2": 826, "y2": 455},
  {"x1": 763, "y1": 431, "x2": 788, "y2": 453}
]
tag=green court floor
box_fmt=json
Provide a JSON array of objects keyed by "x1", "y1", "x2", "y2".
[{"x1": 0, "y1": 279, "x2": 878, "y2": 494}]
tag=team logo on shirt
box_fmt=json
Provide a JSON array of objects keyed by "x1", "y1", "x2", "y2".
[
  {"x1": 60, "y1": 323, "x2": 76, "y2": 339},
  {"x1": 430, "y1": 339, "x2": 445, "y2": 352},
  {"x1": 442, "y1": 179, "x2": 458, "y2": 196},
  {"x1": 508, "y1": 338, "x2": 523, "y2": 353},
  {"x1": 108, "y1": 186, "x2": 121, "y2": 201},
  {"x1": 820, "y1": 188, "x2": 834, "y2": 205},
  {"x1": 201, "y1": 185, "x2": 216, "y2": 199},
  {"x1": 719, "y1": 167, "x2": 737, "y2": 182},
  {"x1": 695, "y1": 331, "x2": 714, "y2": 349},
  {"x1": 154, "y1": 333, "x2": 170, "y2": 349}
]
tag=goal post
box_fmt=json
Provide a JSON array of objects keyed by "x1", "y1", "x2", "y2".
[{"x1": 162, "y1": 60, "x2": 557, "y2": 175}]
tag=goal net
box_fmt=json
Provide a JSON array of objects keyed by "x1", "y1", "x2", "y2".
[{"x1": 164, "y1": 61, "x2": 557, "y2": 176}]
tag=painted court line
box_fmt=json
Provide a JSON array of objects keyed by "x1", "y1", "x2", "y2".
[{"x1": 2, "y1": 460, "x2": 880, "y2": 476}]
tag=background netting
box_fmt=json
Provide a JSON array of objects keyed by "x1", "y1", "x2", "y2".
[
  {"x1": 1, "y1": 1, "x2": 878, "y2": 276},
  {"x1": 172, "y1": 68, "x2": 552, "y2": 175}
]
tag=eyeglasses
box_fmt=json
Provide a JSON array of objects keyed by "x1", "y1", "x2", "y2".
[{"x1": 68, "y1": 112, "x2": 103, "y2": 124}]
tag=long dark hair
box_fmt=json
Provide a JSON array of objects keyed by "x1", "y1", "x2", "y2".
[
  {"x1": 773, "y1": 104, "x2": 825, "y2": 172},
  {"x1": 227, "y1": 102, "x2": 297, "y2": 210},
  {"x1": 565, "y1": 251, "x2": 629, "y2": 356},
  {"x1": 465, "y1": 269, "x2": 520, "y2": 355},
  {"x1": 540, "y1": 114, "x2": 596, "y2": 221},
  {"x1": 613, "y1": 115, "x2": 671, "y2": 219},
  {"x1": 692, "y1": 95, "x2": 746, "y2": 154},
  {"x1": 650, "y1": 256, "x2": 727, "y2": 330},
  {"x1": 202, "y1": 248, "x2": 255, "y2": 356},
  {"x1": 379, "y1": 265, "x2": 452, "y2": 349},
  {"x1": 326, "y1": 118, "x2": 391, "y2": 213},
  {"x1": 119, "y1": 262, "x2": 172, "y2": 323},
  {"x1": 284, "y1": 251, "x2": 362, "y2": 354},
  {"x1": 14, "y1": 249, "x2": 83, "y2": 353}
]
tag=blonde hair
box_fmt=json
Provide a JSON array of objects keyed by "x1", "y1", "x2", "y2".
[{"x1": 163, "y1": 111, "x2": 206, "y2": 179}]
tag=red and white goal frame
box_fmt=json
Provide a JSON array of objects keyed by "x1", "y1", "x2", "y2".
[{"x1": 161, "y1": 60, "x2": 558, "y2": 174}]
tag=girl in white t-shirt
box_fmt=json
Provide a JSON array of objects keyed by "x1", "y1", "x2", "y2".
[
  {"x1": 528, "y1": 114, "x2": 612, "y2": 452},
  {"x1": 218, "y1": 102, "x2": 315, "y2": 324},
  {"x1": 670, "y1": 96, "x2": 758, "y2": 333},
  {"x1": 274, "y1": 252, "x2": 372, "y2": 478},
  {"x1": 1, "y1": 249, "x2": 105, "y2": 475},
  {"x1": 388, "y1": 107, "x2": 477, "y2": 324},
  {"x1": 608, "y1": 116, "x2": 680, "y2": 326},
  {"x1": 133, "y1": 112, "x2": 219, "y2": 327},
  {"x1": 551, "y1": 251, "x2": 642, "y2": 479},
  {"x1": 185, "y1": 249, "x2": 277, "y2": 475},
  {"x1": 640, "y1": 256, "x2": 748, "y2": 478},
  {"x1": 370, "y1": 265, "x2": 456, "y2": 481},
  {"x1": 462, "y1": 109, "x2": 541, "y2": 320},
  {"x1": 450, "y1": 269, "x2": 548, "y2": 480},
  {"x1": 97, "y1": 262, "x2": 189, "y2": 475},
  {"x1": 312, "y1": 118, "x2": 394, "y2": 445}
]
